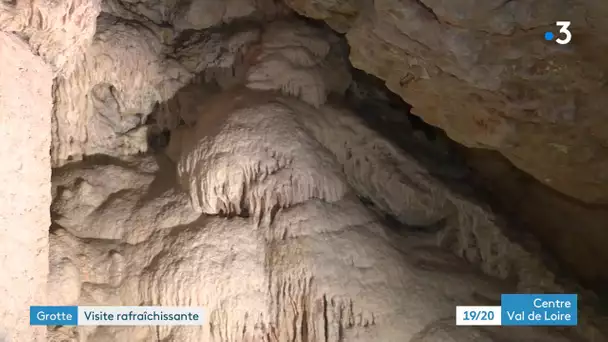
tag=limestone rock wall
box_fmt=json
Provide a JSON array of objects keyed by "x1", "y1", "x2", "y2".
[
  {"x1": 284, "y1": 0, "x2": 608, "y2": 205},
  {"x1": 2, "y1": 0, "x2": 608, "y2": 341},
  {"x1": 47, "y1": 21, "x2": 608, "y2": 340},
  {"x1": 49, "y1": 90, "x2": 605, "y2": 341},
  {"x1": 0, "y1": 32, "x2": 53, "y2": 342},
  {"x1": 0, "y1": 0, "x2": 101, "y2": 75}
]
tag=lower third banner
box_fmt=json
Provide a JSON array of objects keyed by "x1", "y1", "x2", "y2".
[
  {"x1": 456, "y1": 293, "x2": 577, "y2": 326},
  {"x1": 30, "y1": 306, "x2": 205, "y2": 326}
]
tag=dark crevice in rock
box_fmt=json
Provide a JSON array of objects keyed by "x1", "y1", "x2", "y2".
[
  {"x1": 147, "y1": 128, "x2": 172, "y2": 152},
  {"x1": 344, "y1": 64, "x2": 608, "y2": 299},
  {"x1": 270, "y1": 13, "x2": 608, "y2": 300}
]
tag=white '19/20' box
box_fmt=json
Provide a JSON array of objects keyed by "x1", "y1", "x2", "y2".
[{"x1": 455, "y1": 306, "x2": 502, "y2": 326}]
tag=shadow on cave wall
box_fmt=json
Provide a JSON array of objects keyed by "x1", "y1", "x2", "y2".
[
  {"x1": 343, "y1": 69, "x2": 608, "y2": 312},
  {"x1": 302, "y1": 15, "x2": 608, "y2": 304}
]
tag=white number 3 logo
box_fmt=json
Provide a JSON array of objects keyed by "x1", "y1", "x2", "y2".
[{"x1": 556, "y1": 21, "x2": 572, "y2": 45}]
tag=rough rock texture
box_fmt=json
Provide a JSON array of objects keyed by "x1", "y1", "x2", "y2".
[
  {"x1": 47, "y1": 21, "x2": 608, "y2": 341},
  {"x1": 0, "y1": 0, "x2": 101, "y2": 75},
  {"x1": 47, "y1": 2, "x2": 347, "y2": 166},
  {"x1": 50, "y1": 12, "x2": 191, "y2": 166},
  {"x1": 49, "y1": 94, "x2": 605, "y2": 341},
  {"x1": 464, "y1": 149, "x2": 608, "y2": 293},
  {"x1": 2, "y1": 0, "x2": 608, "y2": 341},
  {"x1": 0, "y1": 32, "x2": 53, "y2": 342},
  {"x1": 284, "y1": 0, "x2": 608, "y2": 204},
  {"x1": 177, "y1": 95, "x2": 350, "y2": 217}
]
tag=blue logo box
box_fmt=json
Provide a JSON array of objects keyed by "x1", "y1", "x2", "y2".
[
  {"x1": 30, "y1": 306, "x2": 78, "y2": 326},
  {"x1": 501, "y1": 294, "x2": 577, "y2": 326}
]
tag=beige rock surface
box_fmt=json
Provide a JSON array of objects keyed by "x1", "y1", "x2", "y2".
[
  {"x1": 0, "y1": 0, "x2": 101, "y2": 75},
  {"x1": 0, "y1": 32, "x2": 53, "y2": 342},
  {"x1": 1, "y1": 0, "x2": 607, "y2": 341},
  {"x1": 284, "y1": 0, "x2": 608, "y2": 204},
  {"x1": 47, "y1": 21, "x2": 608, "y2": 339},
  {"x1": 49, "y1": 89, "x2": 605, "y2": 341}
]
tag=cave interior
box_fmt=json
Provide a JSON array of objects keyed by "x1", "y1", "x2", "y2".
[{"x1": 1, "y1": 0, "x2": 608, "y2": 341}]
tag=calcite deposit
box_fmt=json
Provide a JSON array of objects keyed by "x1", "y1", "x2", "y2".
[
  {"x1": 1, "y1": 0, "x2": 608, "y2": 341},
  {"x1": 48, "y1": 90, "x2": 605, "y2": 341}
]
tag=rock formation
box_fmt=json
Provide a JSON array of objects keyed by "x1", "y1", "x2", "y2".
[
  {"x1": 284, "y1": 0, "x2": 608, "y2": 205},
  {"x1": 47, "y1": 88, "x2": 604, "y2": 341},
  {"x1": 0, "y1": 32, "x2": 53, "y2": 342},
  {"x1": 1, "y1": 0, "x2": 608, "y2": 341}
]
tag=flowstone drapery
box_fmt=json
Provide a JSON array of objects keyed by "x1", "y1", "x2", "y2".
[
  {"x1": 48, "y1": 22, "x2": 607, "y2": 338},
  {"x1": 50, "y1": 90, "x2": 597, "y2": 341},
  {"x1": 2, "y1": 0, "x2": 608, "y2": 341}
]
